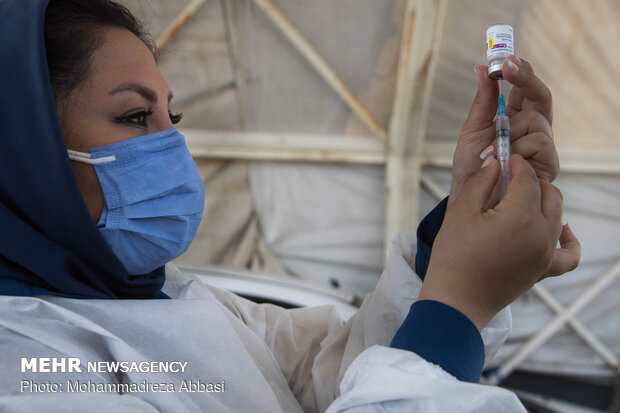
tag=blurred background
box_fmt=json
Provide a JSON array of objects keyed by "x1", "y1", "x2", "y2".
[{"x1": 121, "y1": 1, "x2": 620, "y2": 411}]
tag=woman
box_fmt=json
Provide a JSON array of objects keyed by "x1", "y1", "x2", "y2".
[{"x1": 0, "y1": 0, "x2": 580, "y2": 411}]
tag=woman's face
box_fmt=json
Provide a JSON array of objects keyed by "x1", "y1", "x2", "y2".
[{"x1": 60, "y1": 28, "x2": 174, "y2": 223}]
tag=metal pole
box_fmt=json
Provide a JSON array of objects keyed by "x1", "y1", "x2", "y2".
[
  {"x1": 491, "y1": 258, "x2": 620, "y2": 384},
  {"x1": 532, "y1": 284, "x2": 619, "y2": 372}
]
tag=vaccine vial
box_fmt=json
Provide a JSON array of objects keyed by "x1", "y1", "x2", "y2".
[{"x1": 486, "y1": 24, "x2": 514, "y2": 79}]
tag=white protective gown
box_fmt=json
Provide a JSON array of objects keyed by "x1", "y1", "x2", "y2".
[{"x1": 0, "y1": 232, "x2": 524, "y2": 412}]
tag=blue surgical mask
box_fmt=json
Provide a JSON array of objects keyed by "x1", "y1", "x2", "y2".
[{"x1": 68, "y1": 128, "x2": 205, "y2": 275}]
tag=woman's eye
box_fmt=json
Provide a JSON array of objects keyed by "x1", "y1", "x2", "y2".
[
  {"x1": 115, "y1": 110, "x2": 153, "y2": 127},
  {"x1": 169, "y1": 112, "x2": 183, "y2": 125}
]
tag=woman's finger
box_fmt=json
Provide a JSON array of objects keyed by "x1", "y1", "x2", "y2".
[
  {"x1": 508, "y1": 109, "x2": 553, "y2": 143},
  {"x1": 510, "y1": 131, "x2": 559, "y2": 182},
  {"x1": 539, "y1": 180, "x2": 563, "y2": 235},
  {"x1": 459, "y1": 65, "x2": 499, "y2": 137},
  {"x1": 539, "y1": 224, "x2": 582, "y2": 280},
  {"x1": 502, "y1": 55, "x2": 553, "y2": 125},
  {"x1": 501, "y1": 154, "x2": 541, "y2": 213}
]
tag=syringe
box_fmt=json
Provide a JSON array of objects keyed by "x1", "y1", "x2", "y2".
[{"x1": 496, "y1": 85, "x2": 511, "y2": 199}]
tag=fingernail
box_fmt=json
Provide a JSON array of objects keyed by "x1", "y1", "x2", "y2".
[
  {"x1": 479, "y1": 144, "x2": 494, "y2": 160},
  {"x1": 514, "y1": 55, "x2": 523, "y2": 65},
  {"x1": 474, "y1": 66, "x2": 478, "y2": 75},
  {"x1": 507, "y1": 59, "x2": 519, "y2": 73},
  {"x1": 481, "y1": 157, "x2": 494, "y2": 168}
]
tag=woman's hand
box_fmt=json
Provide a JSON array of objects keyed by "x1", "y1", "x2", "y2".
[
  {"x1": 450, "y1": 55, "x2": 558, "y2": 211},
  {"x1": 420, "y1": 155, "x2": 581, "y2": 331},
  {"x1": 428, "y1": 55, "x2": 581, "y2": 330}
]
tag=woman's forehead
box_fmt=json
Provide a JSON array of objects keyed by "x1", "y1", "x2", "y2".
[{"x1": 88, "y1": 28, "x2": 170, "y2": 101}]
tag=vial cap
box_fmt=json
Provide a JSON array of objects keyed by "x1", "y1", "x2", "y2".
[{"x1": 488, "y1": 63, "x2": 504, "y2": 80}]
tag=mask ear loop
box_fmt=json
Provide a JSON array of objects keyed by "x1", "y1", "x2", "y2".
[{"x1": 67, "y1": 150, "x2": 116, "y2": 165}]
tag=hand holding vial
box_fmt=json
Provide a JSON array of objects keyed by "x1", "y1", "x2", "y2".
[{"x1": 424, "y1": 29, "x2": 580, "y2": 330}]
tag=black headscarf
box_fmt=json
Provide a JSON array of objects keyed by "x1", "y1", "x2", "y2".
[{"x1": 0, "y1": 0, "x2": 166, "y2": 299}]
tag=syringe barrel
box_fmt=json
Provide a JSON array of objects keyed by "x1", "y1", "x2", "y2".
[
  {"x1": 495, "y1": 114, "x2": 511, "y2": 198},
  {"x1": 496, "y1": 114, "x2": 509, "y2": 131}
]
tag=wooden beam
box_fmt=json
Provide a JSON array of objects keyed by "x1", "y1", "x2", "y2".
[
  {"x1": 420, "y1": 141, "x2": 455, "y2": 168},
  {"x1": 184, "y1": 129, "x2": 620, "y2": 175},
  {"x1": 385, "y1": 0, "x2": 419, "y2": 248},
  {"x1": 156, "y1": 0, "x2": 208, "y2": 51},
  {"x1": 183, "y1": 130, "x2": 385, "y2": 164},
  {"x1": 251, "y1": 0, "x2": 387, "y2": 141},
  {"x1": 221, "y1": 0, "x2": 249, "y2": 129},
  {"x1": 421, "y1": 141, "x2": 620, "y2": 174},
  {"x1": 556, "y1": 147, "x2": 620, "y2": 175},
  {"x1": 384, "y1": 0, "x2": 448, "y2": 247}
]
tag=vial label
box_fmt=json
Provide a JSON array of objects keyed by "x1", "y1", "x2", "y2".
[{"x1": 486, "y1": 25, "x2": 514, "y2": 60}]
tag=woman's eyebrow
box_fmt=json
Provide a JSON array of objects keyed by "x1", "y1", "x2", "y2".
[{"x1": 109, "y1": 83, "x2": 173, "y2": 104}]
